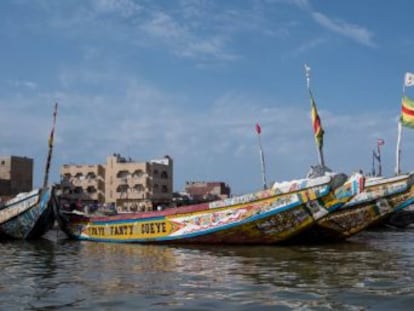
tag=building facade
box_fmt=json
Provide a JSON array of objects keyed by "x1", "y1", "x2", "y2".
[
  {"x1": 60, "y1": 164, "x2": 106, "y2": 203},
  {"x1": 0, "y1": 155, "x2": 33, "y2": 196},
  {"x1": 60, "y1": 154, "x2": 173, "y2": 212}
]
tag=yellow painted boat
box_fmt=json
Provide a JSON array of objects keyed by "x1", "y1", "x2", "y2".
[
  {"x1": 290, "y1": 172, "x2": 414, "y2": 243},
  {"x1": 55, "y1": 172, "x2": 364, "y2": 244}
]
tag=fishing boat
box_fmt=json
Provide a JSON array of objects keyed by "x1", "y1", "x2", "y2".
[
  {"x1": 290, "y1": 173, "x2": 414, "y2": 243},
  {"x1": 0, "y1": 187, "x2": 56, "y2": 239},
  {"x1": 0, "y1": 103, "x2": 58, "y2": 240},
  {"x1": 286, "y1": 66, "x2": 414, "y2": 244},
  {"x1": 54, "y1": 172, "x2": 363, "y2": 244}
]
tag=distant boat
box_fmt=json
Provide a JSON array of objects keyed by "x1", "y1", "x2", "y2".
[
  {"x1": 54, "y1": 172, "x2": 363, "y2": 244},
  {"x1": 289, "y1": 173, "x2": 414, "y2": 243},
  {"x1": 0, "y1": 187, "x2": 55, "y2": 239},
  {"x1": 0, "y1": 103, "x2": 58, "y2": 240}
]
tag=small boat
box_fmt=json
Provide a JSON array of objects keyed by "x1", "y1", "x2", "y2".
[
  {"x1": 0, "y1": 103, "x2": 58, "y2": 240},
  {"x1": 55, "y1": 172, "x2": 363, "y2": 244},
  {"x1": 0, "y1": 186, "x2": 56, "y2": 239},
  {"x1": 290, "y1": 173, "x2": 414, "y2": 243}
]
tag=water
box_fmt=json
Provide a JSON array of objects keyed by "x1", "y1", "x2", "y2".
[{"x1": 1, "y1": 227, "x2": 414, "y2": 311}]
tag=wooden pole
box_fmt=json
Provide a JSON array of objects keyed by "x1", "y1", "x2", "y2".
[
  {"x1": 256, "y1": 123, "x2": 267, "y2": 190},
  {"x1": 43, "y1": 103, "x2": 58, "y2": 189},
  {"x1": 305, "y1": 64, "x2": 325, "y2": 168}
]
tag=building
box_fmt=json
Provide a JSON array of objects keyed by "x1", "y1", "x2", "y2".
[
  {"x1": 60, "y1": 164, "x2": 106, "y2": 203},
  {"x1": 0, "y1": 155, "x2": 33, "y2": 197},
  {"x1": 184, "y1": 181, "x2": 231, "y2": 203},
  {"x1": 60, "y1": 154, "x2": 173, "y2": 212}
]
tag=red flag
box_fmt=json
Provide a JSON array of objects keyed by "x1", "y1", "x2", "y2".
[
  {"x1": 255, "y1": 123, "x2": 261, "y2": 134},
  {"x1": 377, "y1": 138, "x2": 384, "y2": 146}
]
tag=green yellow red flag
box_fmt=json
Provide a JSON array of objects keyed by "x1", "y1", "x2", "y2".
[
  {"x1": 401, "y1": 96, "x2": 414, "y2": 128},
  {"x1": 311, "y1": 96, "x2": 324, "y2": 149}
]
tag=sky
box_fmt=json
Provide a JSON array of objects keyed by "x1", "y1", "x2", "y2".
[{"x1": 1, "y1": 0, "x2": 414, "y2": 195}]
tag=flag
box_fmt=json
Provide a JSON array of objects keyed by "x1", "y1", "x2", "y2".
[
  {"x1": 377, "y1": 138, "x2": 384, "y2": 146},
  {"x1": 255, "y1": 123, "x2": 261, "y2": 135},
  {"x1": 311, "y1": 97, "x2": 324, "y2": 148},
  {"x1": 401, "y1": 96, "x2": 414, "y2": 128},
  {"x1": 405, "y1": 72, "x2": 414, "y2": 87}
]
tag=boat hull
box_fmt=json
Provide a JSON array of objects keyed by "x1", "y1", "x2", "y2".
[
  {"x1": 56, "y1": 174, "x2": 352, "y2": 244},
  {"x1": 0, "y1": 187, "x2": 55, "y2": 240},
  {"x1": 290, "y1": 173, "x2": 414, "y2": 243}
]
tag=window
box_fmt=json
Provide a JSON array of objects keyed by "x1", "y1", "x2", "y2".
[
  {"x1": 116, "y1": 170, "x2": 129, "y2": 179},
  {"x1": 161, "y1": 171, "x2": 168, "y2": 179},
  {"x1": 86, "y1": 186, "x2": 96, "y2": 193}
]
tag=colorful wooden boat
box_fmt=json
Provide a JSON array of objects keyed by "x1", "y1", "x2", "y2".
[
  {"x1": 0, "y1": 186, "x2": 56, "y2": 239},
  {"x1": 290, "y1": 173, "x2": 414, "y2": 243},
  {"x1": 55, "y1": 172, "x2": 363, "y2": 244},
  {"x1": 0, "y1": 103, "x2": 58, "y2": 240}
]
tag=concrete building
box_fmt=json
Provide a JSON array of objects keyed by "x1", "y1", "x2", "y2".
[
  {"x1": 0, "y1": 155, "x2": 33, "y2": 197},
  {"x1": 184, "y1": 181, "x2": 231, "y2": 203},
  {"x1": 60, "y1": 164, "x2": 106, "y2": 203},
  {"x1": 60, "y1": 154, "x2": 173, "y2": 212}
]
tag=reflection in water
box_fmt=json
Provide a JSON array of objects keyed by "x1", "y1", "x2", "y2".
[{"x1": 0, "y1": 228, "x2": 414, "y2": 310}]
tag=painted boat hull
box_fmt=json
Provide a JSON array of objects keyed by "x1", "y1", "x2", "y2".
[
  {"x1": 290, "y1": 173, "x2": 414, "y2": 243},
  {"x1": 0, "y1": 186, "x2": 56, "y2": 240},
  {"x1": 56, "y1": 173, "x2": 356, "y2": 244}
]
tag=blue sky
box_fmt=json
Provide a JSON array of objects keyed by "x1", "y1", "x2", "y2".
[{"x1": 1, "y1": 0, "x2": 414, "y2": 194}]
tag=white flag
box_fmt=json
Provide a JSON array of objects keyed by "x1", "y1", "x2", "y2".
[{"x1": 405, "y1": 72, "x2": 414, "y2": 87}]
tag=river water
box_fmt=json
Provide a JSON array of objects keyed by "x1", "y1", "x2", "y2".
[{"x1": 1, "y1": 227, "x2": 413, "y2": 311}]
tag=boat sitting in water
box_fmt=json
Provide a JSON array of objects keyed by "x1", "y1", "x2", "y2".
[
  {"x1": 54, "y1": 172, "x2": 363, "y2": 244},
  {"x1": 0, "y1": 103, "x2": 58, "y2": 240},
  {"x1": 0, "y1": 186, "x2": 56, "y2": 239},
  {"x1": 290, "y1": 172, "x2": 414, "y2": 243}
]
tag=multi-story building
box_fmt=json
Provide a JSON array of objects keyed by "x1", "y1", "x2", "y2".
[
  {"x1": 0, "y1": 155, "x2": 33, "y2": 196},
  {"x1": 184, "y1": 181, "x2": 231, "y2": 203},
  {"x1": 60, "y1": 154, "x2": 173, "y2": 212},
  {"x1": 60, "y1": 164, "x2": 106, "y2": 203}
]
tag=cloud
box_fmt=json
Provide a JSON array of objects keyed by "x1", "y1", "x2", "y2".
[
  {"x1": 288, "y1": 0, "x2": 376, "y2": 47},
  {"x1": 91, "y1": 0, "x2": 142, "y2": 18},
  {"x1": 311, "y1": 12, "x2": 376, "y2": 48},
  {"x1": 10, "y1": 80, "x2": 38, "y2": 90}
]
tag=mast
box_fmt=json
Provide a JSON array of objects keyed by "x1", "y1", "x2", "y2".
[
  {"x1": 43, "y1": 103, "x2": 58, "y2": 189},
  {"x1": 376, "y1": 138, "x2": 383, "y2": 176},
  {"x1": 305, "y1": 64, "x2": 325, "y2": 168},
  {"x1": 395, "y1": 76, "x2": 406, "y2": 176},
  {"x1": 256, "y1": 123, "x2": 267, "y2": 190},
  {"x1": 371, "y1": 150, "x2": 376, "y2": 176}
]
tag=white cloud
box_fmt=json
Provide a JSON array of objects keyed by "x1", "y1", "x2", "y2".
[
  {"x1": 312, "y1": 12, "x2": 376, "y2": 48},
  {"x1": 91, "y1": 0, "x2": 142, "y2": 17},
  {"x1": 11, "y1": 80, "x2": 38, "y2": 90}
]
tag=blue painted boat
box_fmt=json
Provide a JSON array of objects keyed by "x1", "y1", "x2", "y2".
[
  {"x1": 0, "y1": 186, "x2": 56, "y2": 239},
  {"x1": 0, "y1": 103, "x2": 58, "y2": 240}
]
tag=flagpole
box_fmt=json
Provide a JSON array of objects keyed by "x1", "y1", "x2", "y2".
[
  {"x1": 377, "y1": 141, "x2": 382, "y2": 176},
  {"x1": 43, "y1": 103, "x2": 58, "y2": 189},
  {"x1": 372, "y1": 150, "x2": 376, "y2": 176},
  {"x1": 256, "y1": 123, "x2": 267, "y2": 190},
  {"x1": 395, "y1": 80, "x2": 406, "y2": 176},
  {"x1": 395, "y1": 121, "x2": 402, "y2": 175},
  {"x1": 305, "y1": 64, "x2": 325, "y2": 168}
]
